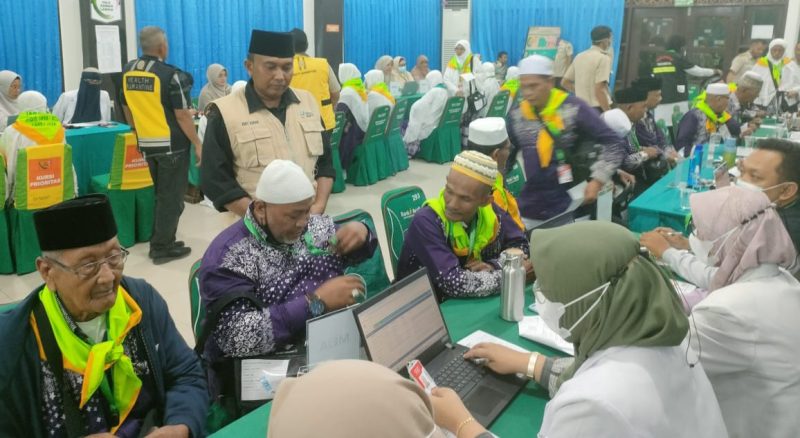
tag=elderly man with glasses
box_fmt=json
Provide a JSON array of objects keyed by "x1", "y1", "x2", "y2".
[{"x1": 0, "y1": 194, "x2": 208, "y2": 437}]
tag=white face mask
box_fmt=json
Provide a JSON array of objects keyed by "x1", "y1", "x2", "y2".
[
  {"x1": 734, "y1": 179, "x2": 787, "y2": 197},
  {"x1": 689, "y1": 228, "x2": 736, "y2": 266},
  {"x1": 399, "y1": 66, "x2": 407, "y2": 73},
  {"x1": 535, "y1": 282, "x2": 611, "y2": 341}
]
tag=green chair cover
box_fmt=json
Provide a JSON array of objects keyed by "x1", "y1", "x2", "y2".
[
  {"x1": 380, "y1": 186, "x2": 425, "y2": 276},
  {"x1": 486, "y1": 90, "x2": 511, "y2": 117},
  {"x1": 330, "y1": 112, "x2": 347, "y2": 194},
  {"x1": 418, "y1": 96, "x2": 464, "y2": 164},
  {"x1": 385, "y1": 99, "x2": 411, "y2": 174},
  {"x1": 505, "y1": 161, "x2": 526, "y2": 198},
  {"x1": 346, "y1": 106, "x2": 391, "y2": 186},
  {"x1": 333, "y1": 209, "x2": 391, "y2": 298},
  {"x1": 0, "y1": 158, "x2": 13, "y2": 273}
]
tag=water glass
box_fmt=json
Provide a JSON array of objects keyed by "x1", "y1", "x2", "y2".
[
  {"x1": 744, "y1": 136, "x2": 756, "y2": 149},
  {"x1": 679, "y1": 183, "x2": 693, "y2": 211},
  {"x1": 669, "y1": 159, "x2": 686, "y2": 188}
]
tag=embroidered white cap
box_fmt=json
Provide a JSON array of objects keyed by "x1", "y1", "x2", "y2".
[
  {"x1": 518, "y1": 55, "x2": 553, "y2": 76},
  {"x1": 469, "y1": 117, "x2": 508, "y2": 146},
  {"x1": 706, "y1": 83, "x2": 731, "y2": 96},
  {"x1": 601, "y1": 108, "x2": 632, "y2": 137},
  {"x1": 255, "y1": 160, "x2": 315, "y2": 204}
]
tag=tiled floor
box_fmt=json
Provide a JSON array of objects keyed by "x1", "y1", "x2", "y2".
[{"x1": 0, "y1": 160, "x2": 450, "y2": 345}]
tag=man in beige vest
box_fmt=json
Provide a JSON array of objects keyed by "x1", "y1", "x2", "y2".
[{"x1": 201, "y1": 30, "x2": 334, "y2": 217}]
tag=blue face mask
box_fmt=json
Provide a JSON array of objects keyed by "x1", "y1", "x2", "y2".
[{"x1": 399, "y1": 66, "x2": 407, "y2": 73}]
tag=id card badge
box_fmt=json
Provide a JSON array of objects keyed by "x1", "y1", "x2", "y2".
[
  {"x1": 557, "y1": 163, "x2": 573, "y2": 184},
  {"x1": 407, "y1": 360, "x2": 437, "y2": 395}
]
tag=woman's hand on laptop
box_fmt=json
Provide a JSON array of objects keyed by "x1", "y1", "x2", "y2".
[{"x1": 464, "y1": 343, "x2": 529, "y2": 375}]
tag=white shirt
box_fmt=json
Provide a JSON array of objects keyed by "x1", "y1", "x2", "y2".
[
  {"x1": 403, "y1": 87, "x2": 449, "y2": 144},
  {"x1": 663, "y1": 247, "x2": 716, "y2": 290},
  {"x1": 539, "y1": 344, "x2": 728, "y2": 438},
  {"x1": 690, "y1": 264, "x2": 800, "y2": 438},
  {"x1": 52, "y1": 89, "x2": 112, "y2": 124}
]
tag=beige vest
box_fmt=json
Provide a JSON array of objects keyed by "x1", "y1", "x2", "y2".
[{"x1": 214, "y1": 86, "x2": 324, "y2": 198}]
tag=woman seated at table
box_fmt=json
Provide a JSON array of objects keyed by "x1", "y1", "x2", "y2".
[
  {"x1": 641, "y1": 186, "x2": 800, "y2": 437},
  {"x1": 0, "y1": 70, "x2": 21, "y2": 132},
  {"x1": 336, "y1": 63, "x2": 369, "y2": 169},
  {"x1": 52, "y1": 67, "x2": 112, "y2": 124},
  {"x1": 268, "y1": 359, "x2": 492, "y2": 438},
  {"x1": 365, "y1": 69, "x2": 395, "y2": 119},
  {"x1": 403, "y1": 70, "x2": 450, "y2": 157},
  {"x1": 436, "y1": 221, "x2": 728, "y2": 437}
]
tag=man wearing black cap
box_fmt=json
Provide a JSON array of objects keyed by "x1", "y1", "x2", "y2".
[
  {"x1": 632, "y1": 76, "x2": 675, "y2": 156},
  {"x1": 562, "y1": 25, "x2": 614, "y2": 113},
  {"x1": 201, "y1": 30, "x2": 335, "y2": 217},
  {"x1": 0, "y1": 194, "x2": 207, "y2": 436}
]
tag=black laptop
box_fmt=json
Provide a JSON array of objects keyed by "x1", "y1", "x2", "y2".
[{"x1": 353, "y1": 269, "x2": 526, "y2": 427}]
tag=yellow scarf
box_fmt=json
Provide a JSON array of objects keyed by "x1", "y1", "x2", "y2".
[
  {"x1": 493, "y1": 174, "x2": 525, "y2": 231},
  {"x1": 757, "y1": 56, "x2": 791, "y2": 83},
  {"x1": 13, "y1": 112, "x2": 65, "y2": 145},
  {"x1": 520, "y1": 88, "x2": 569, "y2": 168},
  {"x1": 447, "y1": 54, "x2": 473, "y2": 73},
  {"x1": 425, "y1": 190, "x2": 499, "y2": 262},
  {"x1": 370, "y1": 82, "x2": 396, "y2": 104},
  {"x1": 501, "y1": 79, "x2": 520, "y2": 100},
  {"x1": 342, "y1": 78, "x2": 368, "y2": 101},
  {"x1": 36, "y1": 285, "x2": 142, "y2": 432}
]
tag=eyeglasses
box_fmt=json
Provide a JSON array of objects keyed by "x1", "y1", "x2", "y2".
[{"x1": 46, "y1": 248, "x2": 129, "y2": 279}]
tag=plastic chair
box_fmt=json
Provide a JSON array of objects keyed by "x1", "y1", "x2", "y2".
[
  {"x1": 418, "y1": 97, "x2": 465, "y2": 164},
  {"x1": 330, "y1": 112, "x2": 347, "y2": 194},
  {"x1": 0, "y1": 157, "x2": 13, "y2": 274},
  {"x1": 486, "y1": 90, "x2": 511, "y2": 117},
  {"x1": 10, "y1": 143, "x2": 75, "y2": 274},
  {"x1": 333, "y1": 209, "x2": 391, "y2": 298},
  {"x1": 89, "y1": 133, "x2": 154, "y2": 248},
  {"x1": 504, "y1": 161, "x2": 526, "y2": 198},
  {"x1": 188, "y1": 258, "x2": 205, "y2": 342},
  {"x1": 385, "y1": 99, "x2": 411, "y2": 174},
  {"x1": 346, "y1": 106, "x2": 391, "y2": 186},
  {"x1": 380, "y1": 186, "x2": 426, "y2": 276}
]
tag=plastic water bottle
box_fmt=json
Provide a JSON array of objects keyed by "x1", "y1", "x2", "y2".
[
  {"x1": 707, "y1": 134, "x2": 721, "y2": 167},
  {"x1": 722, "y1": 138, "x2": 737, "y2": 168},
  {"x1": 500, "y1": 251, "x2": 525, "y2": 322},
  {"x1": 687, "y1": 144, "x2": 704, "y2": 188}
]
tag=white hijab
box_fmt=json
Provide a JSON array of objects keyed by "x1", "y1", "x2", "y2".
[
  {"x1": 365, "y1": 70, "x2": 393, "y2": 118},
  {"x1": 478, "y1": 63, "x2": 500, "y2": 116},
  {"x1": 364, "y1": 70, "x2": 385, "y2": 89},
  {"x1": 768, "y1": 39, "x2": 787, "y2": 63},
  {"x1": 17, "y1": 91, "x2": 47, "y2": 113},
  {"x1": 0, "y1": 70, "x2": 20, "y2": 116},
  {"x1": 404, "y1": 70, "x2": 450, "y2": 144},
  {"x1": 338, "y1": 63, "x2": 369, "y2": 131},
  {"x1": 455, "y1": 40, "x2": 472, "y2": 65},
  {"x1": 506, "y1": 66, "x2": 520, "y2": 81},
  {"x1": 427, "y1": 70, "x2": 444, "y2": 87}
]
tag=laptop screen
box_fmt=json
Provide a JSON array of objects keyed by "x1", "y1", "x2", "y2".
[{"x1": 355, "y1": 272, "x2": 448, "y2": 372}]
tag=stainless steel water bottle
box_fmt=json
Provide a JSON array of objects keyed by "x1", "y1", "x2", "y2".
[{"x1": 500, "y1": 251, "x2": 525, "y2": 322}]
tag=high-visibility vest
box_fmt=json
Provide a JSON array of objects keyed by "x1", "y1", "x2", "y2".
[
  {"x1": 292, "y1": 55, "x2": 335, "y2": 130},
  {"x1": 123, "y1": 58, "x2": 172, "y2": 152}
]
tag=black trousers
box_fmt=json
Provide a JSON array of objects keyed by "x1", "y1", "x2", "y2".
[{"x1": 146, "y1": 151, "x2": 189, "y2": 250}]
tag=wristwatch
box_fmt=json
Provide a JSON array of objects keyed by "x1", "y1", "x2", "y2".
[
  {"x1": 639, "y1": 151, "x2": 649, "y2": 160},
  {"x1": 307, "y1": 293, "x2": 326, "y2": 317}
]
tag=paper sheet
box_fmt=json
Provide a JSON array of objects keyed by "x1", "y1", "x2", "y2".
[
  {"x1": 95, "y1": 25, "x2": 122, "y2": 73},
  {"x1": 518, "y1": 316, "x2": 575, "y2": 356},
  {"x1": 751, "y1": 25, "x2": 774, "y2": 39},
  {"x1": 240, "y1": 359, "x2": 290, "y2": 401},
  {"x1": 457, "y1": 330, "x2": 529, "y2": 354}
]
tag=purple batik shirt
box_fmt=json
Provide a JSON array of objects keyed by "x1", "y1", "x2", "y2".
[
  {"x1": 396, "y1": 203, "x2": 529, "y2": 299},
  {"x1": 505, "y1": 95, "x2": 626, "y2": 220},
  {"x1": 198, "y1": 207, "x2": 377, "y2": 374}
]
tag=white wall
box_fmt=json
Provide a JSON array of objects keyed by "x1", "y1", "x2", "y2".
[
  {"x1": 785, "y1": 0, "x2": 800, "y2": 51},
  {"x1": 58, "y1": 0, "x2": 139, "y2": 93},
  {"x1": 303, "y1": 0, "x2": 315, "y2": 55}
]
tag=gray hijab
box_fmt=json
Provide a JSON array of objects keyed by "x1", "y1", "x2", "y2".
[
  {"x1": 0, "y1": 70, "x2": 20, "y2": 115},
  {"x1": 198, "y1": 64, "x2": 231, "y2": 112}
]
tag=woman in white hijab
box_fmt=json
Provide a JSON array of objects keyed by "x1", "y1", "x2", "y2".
[
  {"x1": 752, "y1": 38, "x2": 794, "y2": 111},
  {"x1": 477, "y1": 62, "x2": 500, "y2": 117},
  {"x1": 365, "y1": 70, "x2": 395, "y2": 119},
  {"x1": 444, "y1": 40, "x2": 476, "y2": 96},
  {"x1": 403, "y1": 70, "x2": 450, "y2": 157},
  {"x1": 375, "y1": 56, "x2": 394, "y2": 84},
  {"x1": 391, "y1": 56, "x2": 414, "y2": 84},
  {"x1": 336, "y1": 63, "x2": 369, "y2": 169},
  {"x1": 0, "y1": 70, "x2": 21, "y2": 132},
  {"x1": 198, "y1": 63, "x2": 231, "y2": 113}
]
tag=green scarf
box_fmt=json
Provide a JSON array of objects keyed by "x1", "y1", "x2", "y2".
[
  {"x1": 530, "y1": 221, "x2": 689, "y2": 389},
  {"x1": 342, "y1": 78, "x2": 368, "y2": 101},
  {"x1": 424, "y1": 190, "x2": 499, "y2": 261},
  {"x1": 695, "y1": 99, "x2": 731, "y2": 127},
  {"x1": 38, "y1": 285, "x2": 143, "y2": 431},
  {"x1": 628, "y1": 129, "x2": 641, "y2": 152}
]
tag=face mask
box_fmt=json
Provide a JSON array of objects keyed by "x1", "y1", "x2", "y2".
[
  {"x1": 735, "y1": 179, "x2": 786, "y2": 196},
  {"x1": 535, "y1": 282, "x2": 611, "y2": 340},
  {"x1": 689, "y1": 228, "x2": 736, "y2": 266},
  {"x1": 399, "y1": 66, "x2": 407, "y2": 73}
]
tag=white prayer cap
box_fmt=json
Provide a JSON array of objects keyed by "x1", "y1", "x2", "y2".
[
  {"x1": 739, "y1": 71, "x2": 764, "y2": 90},
  {"x1": 506, "y1": 66, "x2": 520, "y2": 81},
  {"x1": 469, "y1": 117, "x2": 508, "y2": 146},
  {"x1": 706, "y1": 83, "x2": 731, "y2": 96},
  {"x1": 601, "y1": 109, "x2": 632, "y2": 137},
  {"x1": 255, "y1": 160, "x2": 315, "y2": 204},
  {"x1": 769, "y1": 38, "x2": 787, "y2": 50},
  {"x1": 518, "y1": 55, "x2": 553, "y2": 77},
  {"x1": 364, "y1": 70, "x2": 384, "y2": 88},
  {"x1": 231, "y1": 80, "x2": 247, "y2": 93},
  {"x1": 17, "y1": 91, "x2": 47, "y2": 112}
]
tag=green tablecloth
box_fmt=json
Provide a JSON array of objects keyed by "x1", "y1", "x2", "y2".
[
  {"x1": 210, "y1": 290, "x2": 559, "y2": 437},
  {"x1": 65, "y1": 123, "x2": 132, "y2": 195}
]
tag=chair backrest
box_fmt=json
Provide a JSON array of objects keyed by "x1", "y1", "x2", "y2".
[
  {"x1": 0, "y1": 300, "x2": 18, "y2": 313},
  {"x1": 14, "y1": 143, "x2": 74, "y2": 210},
  {"x1": 380, "y1": 186, "x2": 426, "y2": 274},
  {"x1": 363, "y1": 105, "x2": 391, "y2": 142},
  {"x1": 656, "y1": 119, "x2": 670, "y2": 140},
  {"x1": 109, "y1": 132, "x2": 153, "y2": 190},
  {"x1": 188, "y1": 258, "x2": 205, "y2": 342},
  {"x1": 387, "y1": 98, "x2": 410, "y2": 135},
  {"x1": 486, "y1": 90, "x2": 511, "y2": 117},
  {"x1": 440, "y1": 97, "x2": 465, "y2": 128},
  {"x1": 671, "y1": 105, "x2": 684, "y2": 128},
  {"x1": 331, "y1": 112, "x2": 346, "y2": 150},
  {"x1": 333, "y1": 209, "x2": 391, "y2": 298},
  {"x1": 504, "y1": 161, "x2": 526, "y2": 198},
  {"x1": 0, "y1": 155, "x2": 5, "y2": 209}
]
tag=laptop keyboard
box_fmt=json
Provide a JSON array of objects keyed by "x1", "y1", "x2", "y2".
[{"x1": 434, "y1": 356, "x2": 486, "y2": 397}]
